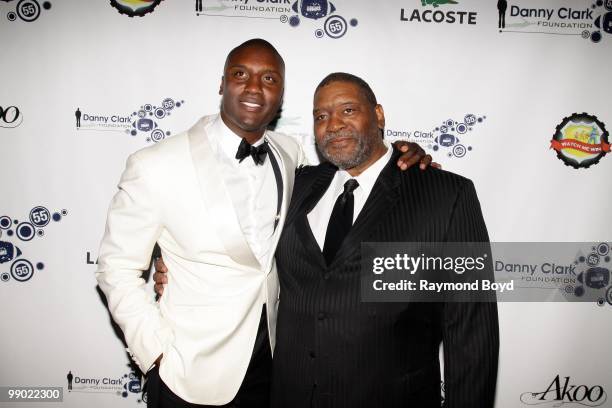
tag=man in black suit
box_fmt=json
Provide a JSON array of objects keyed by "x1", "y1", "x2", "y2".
[{"x1": 270, "y1": 72, "x2": 499, "y2": 407}]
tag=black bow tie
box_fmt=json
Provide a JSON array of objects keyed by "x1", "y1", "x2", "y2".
[{"x1": 235, "y1": 138, "x2": 269, "y2": 165}]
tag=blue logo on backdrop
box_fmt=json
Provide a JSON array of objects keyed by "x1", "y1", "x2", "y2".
[
  {"x1": 2, "y1": 0, "x2": 52, "y2": 23},
  {"x1": 568, "y1": 242, "x2": 612, "y2": 307},
  {"x1": 75, "y1": 97, "x2": 185, "y2": 143},
  {"x1": 195, "y1": 0, "x2": 357, "y2": 39},
  {"x1": 385, "y1": 113, "x2": 486, "y2": 159},
  {"x1": 0, "y1": 206, "x2": 67, "y2": 283}
]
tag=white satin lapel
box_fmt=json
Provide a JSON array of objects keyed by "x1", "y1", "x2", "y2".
[{"x1": 188, "y1": 119, "x2": 260, "y2": 269}]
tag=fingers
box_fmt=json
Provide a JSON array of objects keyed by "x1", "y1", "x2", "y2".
[
  {"x1": 396, "y1": 142, "x2": 423, "y2": 171},
  {"x1": 154, "y1": 283, "x2": 164, "y2": 296},
  {"x1": 153, "y1": 271, "x2": 168, "y2": 285},
  {"x1": 419, "y1": 154, "x2": 433, "y2": 170},
  {"x1": 154, "y1": 257, "x2": 168, "y2": 273},
  {"x1": 432, "y1": 162, "x2": 442, "y2": 169}
]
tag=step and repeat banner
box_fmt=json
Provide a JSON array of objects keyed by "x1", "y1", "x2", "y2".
[{"x1": 1, "y1": 0, "x2": 611, "y2": 407}]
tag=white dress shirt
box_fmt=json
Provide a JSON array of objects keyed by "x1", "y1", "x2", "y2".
[
  {"x1": 308, "y1": 147, "x2": 392, "y2": 250},
  {"x1": 206, "y1": 114, "x2": 278, "y2": 267}
]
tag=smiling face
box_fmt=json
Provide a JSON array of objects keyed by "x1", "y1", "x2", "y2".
[
  {"x1": 313, "y1": 80, "x2": 386, "y2": 176},
  {"x1": 219, "y1": 42, "x2": 285, "y2": 144}
]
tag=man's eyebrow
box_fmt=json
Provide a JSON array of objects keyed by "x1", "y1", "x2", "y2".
[{"x1": 227, "y1": 64, "x2": 282, "y2": 75}]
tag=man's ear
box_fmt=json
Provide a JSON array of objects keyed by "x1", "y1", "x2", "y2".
[
  {"x1": 219, "y1": 76, "x2": 224, "y2": 95},
  {"x1": 375, "y1": 104, "x2": 385, "y2": 130}
]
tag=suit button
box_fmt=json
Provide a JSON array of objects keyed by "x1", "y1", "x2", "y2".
[
  {"x1": 323, "y1": 273, "x2": 330, "y2": 280},
  {"x1": 317, "y1": 311, "x2": 326, "y2": 320},
  {"x1": 309, "y1": 351, "x2": 316, "y2": 358}
]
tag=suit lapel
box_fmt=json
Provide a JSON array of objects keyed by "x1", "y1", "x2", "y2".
[
  {"x1": 294, "y1": 163, "x2": 337, "y2": 268},
  {"x1": 265, "y1": 135, "x2": 295, "y2": 265},
  {"x1": 330, "y1": 155, "x2": 401, "y2": 268},
  {"x1": 188, "y1": 117, "x2": 260, "y2": 269}
]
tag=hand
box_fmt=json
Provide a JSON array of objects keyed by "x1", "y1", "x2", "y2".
[
  {"x1": 154, "y1": 353, "x2": 163, "y2": 366},
  {"x1": 153, "y1": 257, "x2": 168, "y2": 297},
  {"x1": 393, "y1": 141, "x2": 441, "y2": 171}
]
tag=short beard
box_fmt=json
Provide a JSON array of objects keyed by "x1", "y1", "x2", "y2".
[{"x1": 318, "y1": 131, "x2": 374, "y2": 170}]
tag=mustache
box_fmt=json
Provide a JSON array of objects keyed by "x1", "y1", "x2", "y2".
[{"x1": 320, "y1": 130, "x2": 358, "y2": 146}]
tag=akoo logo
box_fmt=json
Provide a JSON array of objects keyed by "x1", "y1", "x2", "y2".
[
  {"x1": 520, "y1": 375, "x2": 607, "y2": 406},
  {"x1": 110, "y1": 0, "x2": 163, "y2": 17},
  {"x1": 195, "y1": 0, "x2": 358, "y2": 39},
  {"x1": 0, "y1": 206, "x2": 68, "y2": 283},
  {"x1": 2, "y1": 0, "x2": 52, "y2": 23},
  {"x1": 0, "y1": 105, "x2": 23, "y2": 128}
]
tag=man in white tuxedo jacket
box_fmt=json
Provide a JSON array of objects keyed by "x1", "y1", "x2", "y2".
[
  {"x1": 97, "y1": 38, "x2": 430, "y2": 408},
  {"x1": 96, "y1": 39, "x2": 304, "y2": 407}
]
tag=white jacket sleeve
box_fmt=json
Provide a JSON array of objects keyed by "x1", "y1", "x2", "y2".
[{"x1": 96, "y1": 153, "x2": 173, "y2": 372}]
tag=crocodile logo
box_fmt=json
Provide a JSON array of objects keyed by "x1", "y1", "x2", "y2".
[{"x1": 421, "y1": 0, "x2": 458, "y2": 7}]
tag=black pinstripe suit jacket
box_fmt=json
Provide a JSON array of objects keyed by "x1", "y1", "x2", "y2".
[{"x1": 271, "y1": 152, "x2": 499, "y2": 408}]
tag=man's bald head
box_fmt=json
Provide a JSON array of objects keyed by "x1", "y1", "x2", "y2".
[{"x1": 223, "y1": 38, "x2": 285, "y2": 74}]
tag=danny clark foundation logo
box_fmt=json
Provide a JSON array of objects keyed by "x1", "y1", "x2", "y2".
[
  {"x1": 110, "y1": 0, "x2": 163, "y2": 17},
  {"x1": 400, "y1": 0, "x2": 478, "y2": 25},
  {"x1": 520, "y1": 375, "x2": 607, "y2": 406},
  {"x1": 497, "y1": 0, "x2": 612, "y2": 44},
  {"x1": 1, "y1": 0, "x2": 52, "y2": 23},
  {"x1": 550, "y1": 112, "x2": 609, "y2": 169},
  {"x1": 65, "y1": 369, "x2": 145, "y2": 403},
  {"x1": 0, "y1": 206, "x2": 68, "y2": 283},
  {"x1": 196, "y1": 0, "x2": 358, "y2": 39},
  {"x1": 75, "y1": 97, "x2": 185, "y2": 144},
  {"x1": 386, "y1": 114, "x2": 486, "y2": 159}
]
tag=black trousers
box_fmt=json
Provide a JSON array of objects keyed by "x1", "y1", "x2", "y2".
[{"x1": 146, "y1": 305, "x2": 272, "y2": 408}]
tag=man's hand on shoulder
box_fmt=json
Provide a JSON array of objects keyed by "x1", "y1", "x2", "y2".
[
  {"x1": 392, "y1": 141, "x2": 441, "y2": 171},
  {"x1": 153, "y1": 257, "x2": 168, "y2": 297}
]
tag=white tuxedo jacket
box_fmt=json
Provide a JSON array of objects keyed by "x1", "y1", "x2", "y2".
[{"x1": 96, "y1": 115, "x2": 306, "y2": 405}]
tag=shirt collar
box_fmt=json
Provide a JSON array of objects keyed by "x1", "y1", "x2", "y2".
[
  {"x1": 210, "y1": 113, "x2": 266, "y2": 161},
  {"x1": 337, "y1": 146, "x2": 392, "y2": 196}
]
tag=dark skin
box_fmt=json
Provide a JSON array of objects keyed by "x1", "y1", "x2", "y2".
[
  {"x1": 152, "y1": 43, "x2": 440, "y2": 295},
  {"x1": 313, "y1": 81, "x2": 387, "y2": 177}
]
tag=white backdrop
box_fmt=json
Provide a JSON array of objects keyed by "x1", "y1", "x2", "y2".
[{"x1": 1, "y1": 0, "x2": 611, "y2": 406}]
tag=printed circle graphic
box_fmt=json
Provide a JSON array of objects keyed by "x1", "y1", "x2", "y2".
[
  {"x1": 597, "y1": 243, "x2": 610, "y2": 256},
  {"x1": 42, "y1": 1, "x2": 50, "y2": 9},
  {"x1": 150, "y1": 129, "x2": 165, "y2": 143},
  {"x1": 52, "y1": 212, "x2": 61, "y2": 221},
  {"x1": 464, "y1": 114, "x2": 476, "y2": 126},
  {"x1": 0, "y1": 216, "x2": 11, "y2": 229},
  {"x1": 1, "y1": 272, "x2": 9, "y2": 282},
  {"x1": 289, "y1": 15, "x2": 300, "y2": 26},
  {"x1": 350, "y1": 18, "x2": 358, "y2": 27},
  {"x1": 154, "y1": 108, "x2": 166, "y2": 119},
  {"x1": 591, "y1": 31, "x2": 602, "y2": 43},
  {"x1": 29, "y1": 206, "x2": 50, "y2": 227},
  {"x1": 137, "y1": 110, "x2": 146, "y2": 118},
  {"x1": 597, "y1": 297, "x2": 605, "y2": 306},
  {"x1": 7, "y1": 11, "x2": 16, "y2": 21},
  {"x1": 37, "y1": 229, "x2": 44, "y2": 236},
  {"x1": 456, "y1": 123, "x2": 467, "y2": 134},
  {"x1": 16, "y1": 222, "x2": 35, "y2": 241},
  {"x1": 453, "y1": 144, "x2": 467, "y2": 158},
  {"x1": 551, "y1": 112, "x2": 609, "y2": 169},
  {"x1": 144, "y1": 104, "x2": 153, "y2": 112},
  {"x1": 11, "y1": 259, "x2": 33, "y2": 282},
  {"x1": 17, "y1": 0, "x2": 41, "y2": 22},
  {"x1": 162, "y1": 98, "x2": 175, "y2": 111},
  {"x1": 324, "y1": 15, "x2": 347, "y2": 39},
  {"x1": 581, "y1": 30, "x2": 591, "y2": 39},
  {"x1": 606, "y1": 0, "x2": 612, "y2": 11},
  {"x1": 315, "y1": 29, "x2": 324, "y2": 38},
  {"x1": 279, "y1": 14, "x2": 288, "y2": 23},
  {"x1": 606, "y1": 286, "x2": 612, "y2": 305},
  {"x1": 587, "y1": 253, "x2": 600, "y2": 266}
]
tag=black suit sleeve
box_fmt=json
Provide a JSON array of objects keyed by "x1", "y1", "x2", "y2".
[{"x1": 442, "y1": 180, "x2": 499, "y2": 408}]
